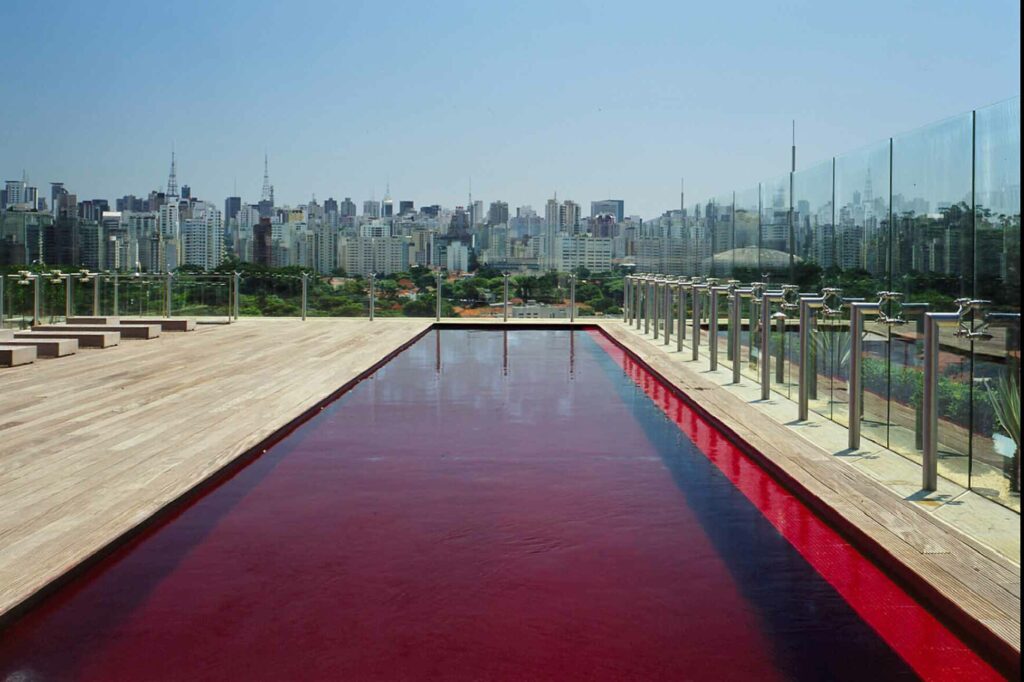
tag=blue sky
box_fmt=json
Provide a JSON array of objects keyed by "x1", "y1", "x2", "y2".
[{"x1": 1, "y1": 0, "x2": 1019, "y2": 217}]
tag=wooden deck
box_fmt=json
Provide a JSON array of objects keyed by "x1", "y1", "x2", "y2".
[
  {"x1": 0, "y1": 318, "x2": 430, "y2": 626},
  {"x1": 0, "y1": 316, "x2": 1018, "y2": 674},
  {"x1": 598, "y1": 320, "x2": 1020, "y2": 672}
]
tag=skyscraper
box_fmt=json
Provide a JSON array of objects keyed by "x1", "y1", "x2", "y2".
[
  {"x1": 488, "y1": 201, "x2": 509, "y2": 226},
  {"x1": 590, "y1": 199, "x2": 624, "y2": 223},
  {"x1": 225, "y1": 196, "x2": 242, "y2": 223}
]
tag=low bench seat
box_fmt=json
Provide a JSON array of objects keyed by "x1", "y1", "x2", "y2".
[
  {"x1": 16, "y1": 330, "x2": 119, "y2": 348},
  {"x1": 0, "y1": 344, "x2": 37, "y2": 367},
  {"x1": 68, "y1": 316, "x2": 197, "y2": 332},
  {"x1": 34, "y1": 323, "x2": 160, "y2": 340},
  {"x1": 0, "y1": 330, "x2": 77, "y2": 357}
]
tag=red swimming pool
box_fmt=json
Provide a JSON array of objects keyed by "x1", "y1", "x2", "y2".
[{"x1": 0, "y1": 329, "x2": 1004, "y2": 680}]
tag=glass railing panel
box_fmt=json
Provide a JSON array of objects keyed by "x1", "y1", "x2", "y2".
[
  {"x1": 859, "y1": 314, "x2": 893, "y2": 450},
  {"x1": 39, "y1": 273, "x2": 69, "y2": 324},
  {"x1": 119, "y1": 275, "x2": 164, "y2": 318},
  {"x1": 827, "y1": 302, "x2": 853, "y2": 429},
  {"x1": 885, "y1": 305, "x2": 927, "y2": 466},
  {"x1": 239, "y1": 272, "x2": 304, "y2": 317},
  {"x1": 973, "y1": 96, "x2": 1021, "y2": 509},
  {"x1": 172, "y1": 274, "x2": 232, "y2": 321},
  {"x1": 760, "y1": 175, "x2": 793, "y2": 283},
  {"x1": 886, "y1": 112, "x2": 973, "y2": 473},
  {"x1": 2, "y1": 273, "x2": 35, "y2": 329},
  {"x1": 740, "y1": 295, "x2": 761, "y2": 385},
  {"x1": 807, "y1": 307, "x2": 833, "y2": 419},
  {"x1": 733, "y1": 187, "x2": 760, "y2": 282}
]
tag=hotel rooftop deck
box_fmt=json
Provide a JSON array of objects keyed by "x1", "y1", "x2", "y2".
[{"x1": 0, "y1": 317, "x2": 1019, "y2": 673}]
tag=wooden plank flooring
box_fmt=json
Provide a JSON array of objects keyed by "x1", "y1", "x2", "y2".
[
  {"x1": 0, "y1": 318, "x2": 430, "y2": 624},
  {"x1": 597, "y1": 320, "x2": 1020, "y2": 665}
]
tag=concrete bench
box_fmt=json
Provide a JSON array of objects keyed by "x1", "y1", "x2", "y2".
[
  {"x1": 34, "y1": 323, "x2": 161, "y2": 340},
  {"x1": 67, "y1": 316, "x2": 195, "y2": 331},
  {"x1": 16, "y1": 330, "x2": 120, "y2": 348},
  {"x1": 0, "y1": 330, "x2": 77, "y2": 357},
  {"x1": 0, "y1": 344, "x2": 37, "y2": 367}
]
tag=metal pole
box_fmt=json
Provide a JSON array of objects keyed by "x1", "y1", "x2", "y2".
[
  {"x1": 922, "y1": 312, "x2": 961, "y2": 491},
  {"x1": 848, "y1": 302, "x2": 880, "y2": 450},
  {"x1": 301, "y1": 272, "x2": 308, "y2": 321},
  {"x1": 630, "y1": 276, "x2": 638, "y2": 329},
  {"x1": 623, "y1": 276, "x2": 630, "y2": 323},
  {"x1": 503, "y1": 273, "x2": 510, "y2": 322},
  {"x1": 32, "y1": 275, "x2": 41, "y2": 326},
  {"x1": 569, "y1": 274, "x2": 576, "y2": 323},
  {"x1": 644, "y1": 278, "x2": 651, "y2": 334},
  {"x1": 0, "y1": 276, "x2": 4, "y2": 327},
  {"x1": 652, "y1": 279, "x2": 660, "y2": 340},
  {"x1": 775, "y1": 314, "x2": 786, "y2": 384},
  {"x1": 798, "y1": 296, "x2": 825, "y2": 421},
  {"x1": 368, "y1": 273, "x2": 375, "y2": 321},
  {"x1": 113, "y1": 272, "x2": 119, "y2": 317},
  {"x1": 760, "y1": 291, "x2": 785, "y2": 400},
  {"x1": 663, "y1": 279, "x2": 672, "y2": 345},
  {"x1": 65, "y1": 276, "x2": 73, "y2": 318},
  {"x1": 731, "y1": 289, "x2": 749, "y2": 384},
  {"x1": 92, "y1": 275, "x2": 100, "y2": 316},
  {"x1": 679, "y1": 283, "x2": 688, "y2": 340},
  {"x1": 435, "y1": 272, "x2": 442, "y2": 321},
  {"x1": 165, "y1": 272, "x2": 173, "y2": 318},
  {"x1": 691, "y1": 283, "x2": 704, "y2": 361},
  {"x1": 233, "y1": 272, "x2": 241, "y2": 319},
  {"x1": 676, "y1": 282, "x2": 685, "y2": 352},
  {"x1": 709, "y1": 286, "x2": 729, "y2": 370}
]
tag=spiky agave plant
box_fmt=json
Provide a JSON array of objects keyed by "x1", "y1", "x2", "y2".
[{"x1": 986, "y1": 364, "x2": 1020, "y2": 493}]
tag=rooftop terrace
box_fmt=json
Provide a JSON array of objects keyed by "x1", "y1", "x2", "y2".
[{"x1": 0, "y1": 315, "x2": 1019, "y2": 676}]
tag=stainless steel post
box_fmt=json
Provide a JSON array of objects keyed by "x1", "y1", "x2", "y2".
[
  {"x1": 922, "y1": 312, "x2": 960, "y2": 491},
  {"x1": 503, "y1": 273, "x2": 510, "y2": 322},
  {"x1": 165, "y1": 272, "x2": 173, "y2": 318},
  {"x1": 798, "y1": 296, "x2": 826, "y2": 421},
  {"x1": 569, "y1": 274, "x2": 576, "y2": 323},
  {"x1": 368, "y1": 273, "x2": 375, "y2": 321},
  {"x1": 691, "y1": 281, "x2": 706, "y2": 361},
  {"x1": 730, "y1": 288, "x2": 751, "y2": 384},
  {"x1": 65, "y1": 275, "x2": 73, "y2": 318},
  {"x1": 33, "y1": 274, "x2": 41, "y2": 325},
  {"x1": 652, "y1": 278, "x2": 660, "y2": 340},
  {"x1": 233, "y1": 272, "x2": 241, "y2": 319},
  {"x1": 301, "y1": 273, "x2": 309, "y2": 321},
  {"x1": 663, "y1": 279, "x2": 672, "y2": 345},
  {"x1": 775, "y1": 314, "x2": 786, "y2": 384},
  {"x1": 679, "y1": 282, "x2": 688, "y2": 341},
  {"x1": 644, "y1": 278, "x2": 651, "y2": 334},
  {"x1": 848, "y1": 301, "x2": 881, "y2": 450},
  {"x1": 435, "y1": 272, "x2": 442, "y2": 321},
  {"x1": 708, "y1": 285, "x2": 729, "y2": 370},
  {"x1": 676, "y1": 281, "x2": 685, "y2": 352},
  {"x1": 622, "y1": 276, "x2": 628, "y2": 322},
  {"x1": 0, "y1": 276, "x2": 4, "y2": 327},
  {"x1": 760, "y1": 291, "x2": 785, "y2": 400}
]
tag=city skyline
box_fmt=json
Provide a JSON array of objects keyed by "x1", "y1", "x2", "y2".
[{"x1": 1, "y1": 0, "x2": 1019, "y2": 218}]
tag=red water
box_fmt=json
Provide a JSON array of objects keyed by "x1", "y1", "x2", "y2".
[{"x1": 0, "y1": 329, "x2": 1003, "y2": 681}]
